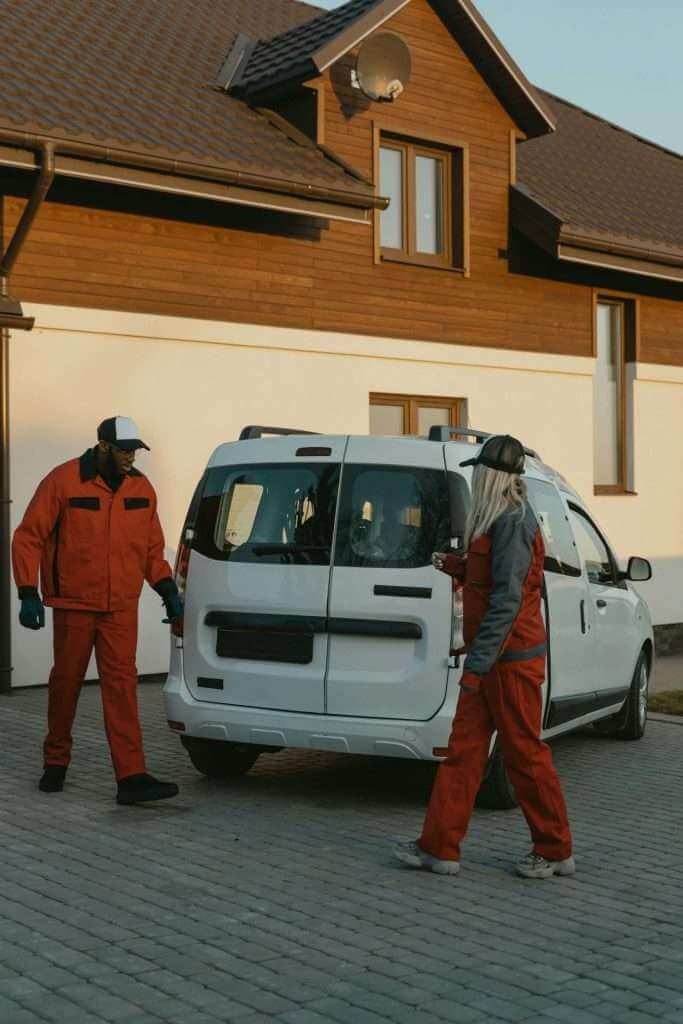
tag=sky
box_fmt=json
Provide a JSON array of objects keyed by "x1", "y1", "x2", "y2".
[{"x1": 314, "y1": 0, "x2": 683, "y2": 154}]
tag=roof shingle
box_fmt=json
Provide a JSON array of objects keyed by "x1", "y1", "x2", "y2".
[
  {"x1": 517, "y1": 91, "x2": 683, "y2": 257},
  {"x1": 0, "y1": 0, "x2": 374, "y2": 202}
]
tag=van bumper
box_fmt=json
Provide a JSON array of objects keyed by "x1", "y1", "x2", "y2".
[{"x1": 163, "y1": 664, "x2": 457, "y2": 762}]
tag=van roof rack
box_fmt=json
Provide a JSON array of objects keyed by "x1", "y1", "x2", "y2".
[
  {"x1": 239, "y1": 425, "x2": 318, "y2": 440},
  {"x1": 428, "y1": 426, "x2": 540, "y2": 460}
]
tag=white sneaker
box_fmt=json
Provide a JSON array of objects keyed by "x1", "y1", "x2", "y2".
[
  {"x1": 393, "y1": 841, "x2": 460, "y2": 876},
  {"x1": 515, "y1": 852, "x2": 576, "y2": 879}
]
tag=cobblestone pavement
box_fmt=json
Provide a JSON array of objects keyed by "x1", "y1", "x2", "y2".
[{"x1": 1, "y1": 683, "x2": 682, "y2": 1024}]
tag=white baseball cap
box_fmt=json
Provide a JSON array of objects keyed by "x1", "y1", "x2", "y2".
[{"x1": 97, "y1": 416, "x2": 150, "y2": 452}]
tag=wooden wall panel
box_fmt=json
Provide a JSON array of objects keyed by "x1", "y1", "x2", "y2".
[
  {"x1": 640, "y1": 296, "x2": 683, "y2": 366},
  {"x1": 1, "y1": 0, "x2": 680, "y2": 362}
]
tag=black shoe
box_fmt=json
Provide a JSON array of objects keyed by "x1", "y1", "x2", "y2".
[
  {"x1": 39, "y1": 765, "x2": 67, "y2": 792},
  {"x1": 116, "y1": 773, "x2": 179, "y2": 805}
]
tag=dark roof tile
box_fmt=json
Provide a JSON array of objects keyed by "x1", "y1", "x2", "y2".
[
  {"x1": 518, "y1": 91, "x2": 683, "y2": 255},
  {"x1": 0, "y1": 0, "x2": 374, "y2": 202},
  {"x1": 237, "y1": 0, "x2": 381, "y2": 95}
]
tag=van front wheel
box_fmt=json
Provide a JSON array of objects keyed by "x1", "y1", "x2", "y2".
[{"x1": 181, "y1": 737, "x2": 261, "y2": 779}]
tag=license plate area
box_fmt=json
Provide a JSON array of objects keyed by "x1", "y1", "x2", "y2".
[{"x1": 216, "y1": 627, "x2": 313, "y2": 664}]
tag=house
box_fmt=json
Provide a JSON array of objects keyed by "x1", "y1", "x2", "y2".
[{"x1": 1, "y1": 0, "x2": 681, "y2": 689}]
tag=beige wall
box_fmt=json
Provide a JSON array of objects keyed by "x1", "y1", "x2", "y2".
[{"x1": 8, "y1": 304, "x2": 678, "y2": 686}]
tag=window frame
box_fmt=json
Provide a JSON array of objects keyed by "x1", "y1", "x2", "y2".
[
  {"x1": 369, "y1": 392, "x2": 466, "y2": 436},
  {"x1": 374, "y1": 124, "x2": 468, "y2": 274},
  {"x1": 593, "y1": 293, "x2": 637, "y2": 496},
  {"x1": 568, "y1": 503, "x2": 624, "y2": 589}
]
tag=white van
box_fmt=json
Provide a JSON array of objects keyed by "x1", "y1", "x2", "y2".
[{"x1": 163, "y1": 426, "x2": 654, "y2": 808}]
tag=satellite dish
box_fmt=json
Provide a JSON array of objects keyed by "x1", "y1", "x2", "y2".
[{"x1": 355, "y1": 33, "x2": 411, "y2": 102}]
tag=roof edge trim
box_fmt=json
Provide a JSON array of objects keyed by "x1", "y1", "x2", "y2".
[
  {"x1": 312, "y1": 0, "x2": 412, "y2": 73},
  {"x1": 0, "y1": 133, "x2": 386, "y2": 212},
  {"x1": 558, "y1": 245, "x2": 683, "y2": 285},
  {"x1": 453, "y1": 0, "x2": 555, "y2": 136}
]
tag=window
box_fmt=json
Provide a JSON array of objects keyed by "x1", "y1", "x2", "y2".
[
  {"x1": 594, "y1": 298, "x2": 636, "y2": 493},
  {"x1": 568, "y1": 506, "x2": 618, "y2": 585},
  {"x1": 370, "y1": 393, "x2": 465, "y2": 436},
  {"x1": 335, "y1": 465, "x2": 451, "y2": 569},
  {"x1": 378, "y1": 136, "x2": 464, "y2": 270},
  {"x1": 526, "y1": 479, "x2": 581, "y2": 576},
  {"x1": 193, "y1": 463, "x2": 340, "y2": 565}
]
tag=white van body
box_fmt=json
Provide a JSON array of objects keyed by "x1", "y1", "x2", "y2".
[{"x1": 163, "y1": 428, "x2": 653, "y2": 780}]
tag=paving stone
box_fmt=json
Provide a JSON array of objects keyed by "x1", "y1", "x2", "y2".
[{"x1": 1, "y1": 685, "x2": 683, "y2": 1024}]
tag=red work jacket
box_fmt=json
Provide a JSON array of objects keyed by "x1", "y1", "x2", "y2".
[
  {"x1": 443, "y1": 504, "x2": 546, "y2": 677},
  {"x1": 12, "y1": 449, "x2": 172, "y2": 612}
]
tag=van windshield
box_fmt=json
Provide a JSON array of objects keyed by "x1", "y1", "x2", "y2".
[{"x1": 193, "y1": 463, "x2": 340, "y2": 565}]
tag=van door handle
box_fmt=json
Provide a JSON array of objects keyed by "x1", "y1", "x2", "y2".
[
  {"x1": 596, "y1": 598, "x2": 607, "y2": 609},
  {"x1": 580, "y1": 600, "x2": 587, "y2": 634}
]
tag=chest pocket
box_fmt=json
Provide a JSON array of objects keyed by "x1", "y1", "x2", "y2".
[
  {"x1": 68, "y1": 497, "x2": 100, "y2": 510},
  {"x1": 124, "y1": 497, "x2": 151, "y2": 510},
  {"x1": 466, "y1": 535, "x2": 492, "y2": 588}
]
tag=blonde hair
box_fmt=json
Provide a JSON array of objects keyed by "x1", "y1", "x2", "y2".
[{"x1": 464, "y1": 463, "x2": 527, "y2": 548}]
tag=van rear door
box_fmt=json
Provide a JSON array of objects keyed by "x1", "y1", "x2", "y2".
[
  {"x1": 183, "y1": 437, "x2": 344, "y2": 713},
  {"x1": 325, "y1": 438, "x2": 458, "y2": 720}
]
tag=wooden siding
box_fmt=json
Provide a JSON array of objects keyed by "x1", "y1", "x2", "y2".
[{"x1": 1, "y1": 0, "x2": 680, "y2": 363}]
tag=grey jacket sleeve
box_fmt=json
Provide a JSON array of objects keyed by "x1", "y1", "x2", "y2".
[{"x1": 464, "y1": 506, "x2": 537, "y2": 677}]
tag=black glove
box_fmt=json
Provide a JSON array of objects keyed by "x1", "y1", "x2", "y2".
[
  {"x1": 18, "y1": 587, "x2": 45, "y2": 630},
  {"x1": 154, "y1": 577, "x2": 184, "y2": 624}
]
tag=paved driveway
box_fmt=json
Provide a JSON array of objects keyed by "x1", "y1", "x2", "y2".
[{"x1": 1, "y1": 683, "x2": 682, "y2": 1024}]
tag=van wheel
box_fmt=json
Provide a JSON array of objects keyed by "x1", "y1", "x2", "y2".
[
  {"x1": 475, "y1": 741, "x2": 518, "y2": 810},
  {"x1": 181, "y1": 737, "x2": 261, "y2": 779},
  {"x1": 593, "y1": 649, "x2": 649, "y2": 741}
]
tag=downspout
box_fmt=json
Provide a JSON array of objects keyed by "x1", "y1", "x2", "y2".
[{"x1": 0, "y1": 143, "x2": 55, "y2": 693}]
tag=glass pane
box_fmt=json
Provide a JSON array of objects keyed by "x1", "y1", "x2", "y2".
[
  {"x1": 370, "y1": 403, "x2": 405, "y2": 435},
  {"x1": 526, "y1": 479, "x2": 581, "y2": 576},
  {"x1": 193, "y1": 462, "x2": 340, "y2": 565},
  {"x1": 418, "y1": 405, "x2": 450, "y2": 437},
  {"x1": 335, "y1": 465, "x2": 450, "y2": 569},
  {"x1": 380, "y1": 147, "x2": 403, "y2": 250},
  {"x1": 569, "y1": 509, "x2": 614, "y2": 585},
  {"x1": 415, "y1": 155, "x2": 443, "y2": 254},
  {"x1": 594, "y1": 303, "x2": 623, "y2": 486}
]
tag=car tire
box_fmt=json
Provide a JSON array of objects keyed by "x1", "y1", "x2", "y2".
[
  {"x1": 614, "y1": 649, "x2": 650, "y2": 741},
  {"x1": 181, "y1": 737, "x2": 261, "y2": 779},
  {"x1": 475, "y1": 740, "x2": 518, "y2": 810},
  {"x1": 593, "y1": 648, "x2": 649, "y2": 741}
]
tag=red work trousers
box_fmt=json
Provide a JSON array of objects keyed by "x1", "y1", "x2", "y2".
[
  {"x1": 420, "y1": 658, "x2": 572, "y2": 862},
  {"x1": 44, "y1": 604, "x2": 146, "y2": 781}
]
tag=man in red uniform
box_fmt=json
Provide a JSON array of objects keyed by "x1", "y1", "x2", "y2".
[{"x1": 13, "y1": 416, "x2": 182, "y2": 804}]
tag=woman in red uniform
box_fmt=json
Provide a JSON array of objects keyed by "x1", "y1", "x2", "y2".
[{"x1": 395, "y1": 435, "x2": 574, "y2": 879}]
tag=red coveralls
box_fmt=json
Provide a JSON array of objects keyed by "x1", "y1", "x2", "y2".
[
  {"x1": 12, "y1": 449, "x2": 173, "y2": 780},
  {"x1": 420, "y1": 504, "x2": 573, "y2": 862}
]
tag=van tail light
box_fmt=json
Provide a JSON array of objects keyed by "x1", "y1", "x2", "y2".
[{"x1": 172, "y1": 527, "x2": 194, "y2": 638}]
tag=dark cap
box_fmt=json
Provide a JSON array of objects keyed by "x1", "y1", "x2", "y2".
[
  {"x1": 459, "y1": 434, "x2": 525, "y2": 475},
  {"x1": 97, "y1": 416, "x2": 150, "y2": 452}
]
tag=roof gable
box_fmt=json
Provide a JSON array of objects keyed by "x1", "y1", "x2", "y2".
[{"x1": 229, "y1": 0, "x2": 554, "y2": 139}]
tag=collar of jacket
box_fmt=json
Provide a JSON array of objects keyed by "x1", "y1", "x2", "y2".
[{"x1": 79, "y1": 448, "x2": 142, "y2": 483}]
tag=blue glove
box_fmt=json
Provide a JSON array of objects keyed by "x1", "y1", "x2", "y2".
[
  {"x1": 154, "y1": 578, "x2": 184, "y2": 624},
  {"x1": 19, "y1": 589, "x2": 45, "y2": 630}
]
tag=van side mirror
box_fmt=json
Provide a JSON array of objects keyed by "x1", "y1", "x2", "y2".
[{"x1": 622, "y1": 556, "x2": 652, "y2": 583}]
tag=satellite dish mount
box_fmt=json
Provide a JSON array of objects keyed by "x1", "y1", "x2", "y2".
[{"x1": 353, "y1": 33, "x2": 412, "y2": 102}]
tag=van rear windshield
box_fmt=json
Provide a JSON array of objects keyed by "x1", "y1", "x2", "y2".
[{"x1": 192, "y1": 463, "x2": 340, "y2": 565}]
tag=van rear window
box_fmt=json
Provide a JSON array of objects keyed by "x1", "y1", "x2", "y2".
[
  {"x1": 334, "y1": 464, "x2": 451, "y2": 569},
  {"x1": 193, "y1": 463, "x2": 340, "y2": 565}
]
